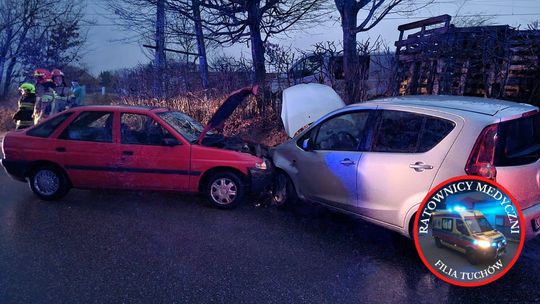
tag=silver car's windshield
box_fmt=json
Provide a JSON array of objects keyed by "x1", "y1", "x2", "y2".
[{"x1": 157, "y1": 111, "x2": 211, "y2": 143}]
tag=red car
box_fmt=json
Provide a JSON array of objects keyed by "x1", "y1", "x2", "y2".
[{"x1": 1, "y1": 105, "x2": 271, "y2": 208}]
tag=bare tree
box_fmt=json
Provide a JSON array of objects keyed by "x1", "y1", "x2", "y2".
[
  {"x1": 204, "y1": 0, "x2": 329, "y2": 86},
  {"x1": 106, "y1": 0, "x2": 215, "y2": 93},
  {"x1": 452, "y1": 0, "x2": 493, "y2": 27},
  {"x1": 265, "y1": 42, "x2": 297, "y2": 90},
  {"x1": 166, "y1": 0, "x2": 214, "y2": 90},
  {"x1": 0, "y1": 0, "x2": 86, "y2": 100},
  {"x1": 334, "y1": 0, "x2": 430, "y2": 103},
  {"x1": 106, "y1": 0, "x2": 168, "y2": 97},
  {"x1": 155, "y1": 0, "x2": 166, "y2": 97}
]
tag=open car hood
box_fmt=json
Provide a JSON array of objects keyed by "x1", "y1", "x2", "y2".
[
  {"x1": 201, "y1": 134, "x2": 269, "y2": 158},
  {"x1": 281, "y1": 84, "x2": 345, "y2": 137}
]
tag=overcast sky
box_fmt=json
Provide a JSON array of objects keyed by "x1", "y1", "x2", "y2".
[{"x1": 83, "y1": 0, "x2": 540, "y2": 76}]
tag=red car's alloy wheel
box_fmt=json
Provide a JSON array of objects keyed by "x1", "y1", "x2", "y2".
[
  {"x1": 29, "y1": 165, "x2": 70, "y2": 201},
  {"x1": 205, "y1": 172, "x2": 245, "y2": 209},
  {"x1": 33, "y1": 169, "x2": 60, "y2": 196},
  {"x1": 211, "y1": 177, "x2": 238, "y2": 205}
]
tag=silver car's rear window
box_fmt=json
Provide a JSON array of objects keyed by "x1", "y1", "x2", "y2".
[{"x1": 495, "y1": 113, "x2": 540, "y2": 166}]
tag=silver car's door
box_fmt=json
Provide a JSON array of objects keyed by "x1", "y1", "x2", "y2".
[
  {"x1": 294, "y1": 110, "x2": 373, "y2": 208},
  {"x1": 356, "y1": 109, "x2": 460, "y2": 228}
]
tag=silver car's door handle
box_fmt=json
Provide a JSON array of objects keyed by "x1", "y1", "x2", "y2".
[
  {"x1": 340, "y1": 158, "x2": 355, "y2": 166},
  {"x1": 409, "y1": 162, "x2": 433, "y2": 172}
]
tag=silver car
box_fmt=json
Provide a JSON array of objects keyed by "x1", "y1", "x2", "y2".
[{"x1": 272, "y1": 84, "x2": 540, "y2": 241}]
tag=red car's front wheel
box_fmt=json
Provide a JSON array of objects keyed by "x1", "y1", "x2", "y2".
[{"x1": 205, "y1": 172, "x2": 245, "y2": 209}]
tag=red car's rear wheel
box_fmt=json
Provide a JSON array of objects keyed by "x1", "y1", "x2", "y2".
[{"x1": 29, "y1": 165, "x2": 70, "y2": 201}]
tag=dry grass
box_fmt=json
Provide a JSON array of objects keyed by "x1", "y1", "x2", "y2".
[
  {"x1": 0, "y1": 92, "x2": 289, "y2": 146},
  {"x1": 115, "y1": 92, "x2": 289, "y2": 147},
  {"x1": 0, "y1": 106, "x2": 16, "y2": 131}
]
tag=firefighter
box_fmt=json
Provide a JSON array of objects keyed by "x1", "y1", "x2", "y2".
[
  {"x1": 70, "y1": 80, "x2": 85, "y2": 107},
  {"x1": 12, "y1": 83, "x2": 37, "y2": 130},
  {"x1": 33, "y1": 68, "x2": 56, "y2": 124},
  {"x1": 33, "y1": 68, "x2": 55, "y2": 96},
  {"x1": 51, "y1": 68, "x2": 68, "y2": 114}
]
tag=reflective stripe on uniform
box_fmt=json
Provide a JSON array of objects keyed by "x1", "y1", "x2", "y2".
[
  {"x1": 16, "y1": 120, "x2": 33, "y2": 127},
  {"x1": 19, "y1": 103, "x2": 34, "y2": 109}
]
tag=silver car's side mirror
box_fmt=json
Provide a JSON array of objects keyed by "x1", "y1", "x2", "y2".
[{"x1": 302, "y1": 138, "x2": 312, "y2": 151}]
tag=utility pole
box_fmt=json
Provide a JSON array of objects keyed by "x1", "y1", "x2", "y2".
[
  {"x1": 193, "y1": 0, "x2": 209, "y2": 89},
  {"x1": 154, "y1": 0, "x2": 166, "y2": 98}
]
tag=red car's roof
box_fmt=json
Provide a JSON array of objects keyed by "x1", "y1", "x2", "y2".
[{"x1": 70, "y1": 105, "x2": 169, "y2": 112}]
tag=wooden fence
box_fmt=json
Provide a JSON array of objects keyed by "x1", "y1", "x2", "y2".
[{"x1": 395, "y1": 15, "x2": 540, "y2": 105}]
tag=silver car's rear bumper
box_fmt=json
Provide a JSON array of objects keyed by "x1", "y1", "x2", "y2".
[{"x1": 523, "y1": 202, "x2": 540, "y2": 241}]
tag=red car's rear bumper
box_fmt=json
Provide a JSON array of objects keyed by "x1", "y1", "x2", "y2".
[{"x1": 1, "y1": 158, "x2": 29, "y2": 182}]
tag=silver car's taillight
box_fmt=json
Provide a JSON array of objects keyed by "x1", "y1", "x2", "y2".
[{"x1": 465, "y1": 123, "x2": 498, "y2": 180}]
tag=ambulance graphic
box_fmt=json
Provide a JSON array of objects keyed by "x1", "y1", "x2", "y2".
[{"x1": 432, "y1": 208, "x2": 507, "y2": 264}]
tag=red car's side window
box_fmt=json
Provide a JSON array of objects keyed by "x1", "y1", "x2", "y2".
[
  {"x1": 59, "y1": 111, "x2": 114, "y2": 143},
  {"x1": 120, "y1": 113, "x2": 176, "y2": 146},
  {"x1": 27, "y1": 112, "x2": 73, "y2": 138}
]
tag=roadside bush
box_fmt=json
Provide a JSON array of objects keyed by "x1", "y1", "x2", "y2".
[
  {"x1": 0, "y1": 105, "x2": 16, "y2": 132},
  {"x1": 117, "y1": 90, "x2": 288, "y2": 147},
  {"x1": 0, "y1": 79, "x2": 289, "y2": 147}
]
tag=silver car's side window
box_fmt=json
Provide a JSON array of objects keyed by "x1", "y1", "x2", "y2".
[
  {"x1": 312, "y1": 111, "x2": 370, "y2": 151},
  {"x1": 372, "y1": 110, "x2": 455, "y2": 153}
]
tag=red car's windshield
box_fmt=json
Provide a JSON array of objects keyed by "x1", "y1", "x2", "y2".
[{"x1": 158, "y1": 111, "x2": 213, "y2": 143}]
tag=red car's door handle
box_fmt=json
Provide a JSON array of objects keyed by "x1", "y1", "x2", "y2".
[
  {"x1": 56, "y1": 147, "x2": 66, "y2": 152},
  {"x1": 122, "y1": 150, "x2": 134, "y2": 156}
]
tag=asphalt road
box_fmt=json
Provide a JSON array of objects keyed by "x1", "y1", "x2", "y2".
[{"x1": 1, "y1": 152, "x2": 540, "y2": 303}]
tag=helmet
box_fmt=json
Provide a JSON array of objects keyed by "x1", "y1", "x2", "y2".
[
  {"x1": 33, "y1": 68, "x2": 51, "y2": 79},
  {"x1": 19, "y1": 83, "x2": 36, "y2": 94},
  {"x1": 51, "y1": 69, "x2": 64, "y2": 77}
]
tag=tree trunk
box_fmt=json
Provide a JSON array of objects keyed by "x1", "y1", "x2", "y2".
[
  {"x1": 2, "y1": 56, "x2": 17, "y2": 99},
  {"x1": 0, "y1": 26, "x2": 14, "y2": 101},
  {"x1": 0, "y1": 58, "x2": 6, "y2": 101},
  {"x1": 154, "y1": 0, "x2": 166, "y2": 98},
  {"x1": 247, "y1": 1, "x2": 266, "y2": 86},
  {"x1": 340, "y1": 0, "x2": 359, "y2": 104},
  {"x1": 192, "y1": 0, "x2": 209, "y2": 90}
]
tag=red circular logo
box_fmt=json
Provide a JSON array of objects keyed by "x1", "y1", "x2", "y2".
[{"x1": 413, "y1": 176, "x2": 525, "y2": 287}]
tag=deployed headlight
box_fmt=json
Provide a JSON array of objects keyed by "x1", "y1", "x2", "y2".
[
  {"x1": 475, "y1": 240, "x2": 491, "y2": 249},
  {"x1": 255, "y1": 160, "x2": 267, "y2": 170}
]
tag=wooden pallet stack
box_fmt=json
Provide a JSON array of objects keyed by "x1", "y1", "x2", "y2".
[{"x1": 395, "y1": 15, "x2": 540, "y2": 105}]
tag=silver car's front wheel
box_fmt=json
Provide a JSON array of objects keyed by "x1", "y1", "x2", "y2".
[
  {"x1": 205, "y1": 172, "x2": 245, "y2": 209},
  {"x1": 271, "y1": 171, "x2": 296, "y2": 207},
  {"x1": 29, "y1": 165, "x2": 70, "y2": 201}
]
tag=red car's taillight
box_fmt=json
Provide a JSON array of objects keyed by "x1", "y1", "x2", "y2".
[{"x1": 465, "y1": 124, "x2": 499, "y2": 180}]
